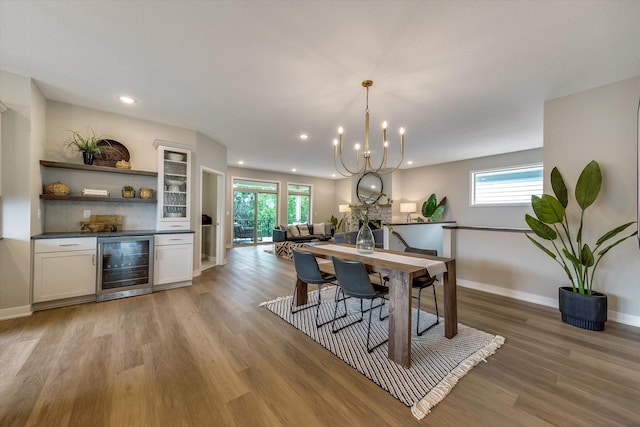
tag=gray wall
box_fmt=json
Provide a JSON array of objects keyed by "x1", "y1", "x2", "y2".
[
  {"x1": 0, "y1": 70, "x2": 45, "y2": 317},
  {"x1": 544, "y1": 75, "x2": 640, "y2": 321}
]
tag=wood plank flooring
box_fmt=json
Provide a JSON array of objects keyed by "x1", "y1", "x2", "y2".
[{"x1": 1, "y1": 245, "x2": 639, "y2": 426}]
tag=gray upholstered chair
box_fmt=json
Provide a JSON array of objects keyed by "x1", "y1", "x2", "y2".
[
  {"x1": 291, "y1": 249, "x2": 346, "y2": 327},
  {"x1": 331, "y1": 256, "x2": 389, "y2": 353}
]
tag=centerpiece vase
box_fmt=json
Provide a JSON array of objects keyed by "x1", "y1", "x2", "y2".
[{"x1": 356, "y1": 221, "x2": 375, "y2": 254}]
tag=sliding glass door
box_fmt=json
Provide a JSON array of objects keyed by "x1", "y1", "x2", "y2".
[{"x1": 233, "y1": 179, "x2": 278, "y2": 245}]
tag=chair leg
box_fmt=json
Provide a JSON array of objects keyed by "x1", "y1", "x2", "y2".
[
  {"x1": 416, "y1": 285, "x2": 440, "y2": 336},
  {"x1": 290, "y1": 281, "x2": 317, "y2": 315},
  {"x1": 332, "y1": 292, "x2": 363, "y2": 334},
  {"x1": 317, "y1": 286, "x2": 346, "y2": 327},
  {"x1": 367, "y1": 297, "x2": 389, "y2": 353}
]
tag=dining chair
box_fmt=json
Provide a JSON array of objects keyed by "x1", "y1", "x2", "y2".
[
  {"x1": 384, "y1": 231, "x2": 440, "y2": 336},
  {"x1": 331, "y1": 256, "x2": 389, "y2": 353},
  {"x1": 291, "y1": 249, "x2": 346, "y2": 327}
]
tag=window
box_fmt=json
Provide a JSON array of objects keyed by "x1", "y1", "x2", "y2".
[
  {"x1": 287, "y1": 183, "x2": 311, "y2": 224},
  {"x1": 232, "y1": 179, "x2": 278, "y2": 244},
  {"x1": 471, "y1": 163, "x2": 543, "y2": 206}
]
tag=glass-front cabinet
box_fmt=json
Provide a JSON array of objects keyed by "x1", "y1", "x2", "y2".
[{"x1": 154, "y1": 140, "x2": 192, "y2": 230}]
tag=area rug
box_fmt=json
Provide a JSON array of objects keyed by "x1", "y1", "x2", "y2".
[{"x1": 259, "y1": 287, "x2": 505, "y2": 419}]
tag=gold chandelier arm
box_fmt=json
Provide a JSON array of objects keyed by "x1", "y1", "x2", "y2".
[{"x1": 335, "y1": 147, "x2": 364, "y2": 176}]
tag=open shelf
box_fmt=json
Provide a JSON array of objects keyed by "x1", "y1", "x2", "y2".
[
  {"x1": 40, "y1": 194, "x2": 157, "y2": 203},
  {"x1": 40, "y1": 160, "x2": 157, "y2": 177}
]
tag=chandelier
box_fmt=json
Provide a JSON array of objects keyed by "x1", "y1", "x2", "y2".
[{"x1": 333, "y1": 80, "x2": 405, "y2": 177}]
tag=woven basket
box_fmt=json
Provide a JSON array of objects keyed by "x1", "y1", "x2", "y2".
[{"x1": 45, "y1": 181, "x2": 70, "y2": 196}]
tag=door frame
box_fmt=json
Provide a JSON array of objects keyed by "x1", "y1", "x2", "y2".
[{"x1": 200, "y1": 166, "x2": 225, "y2": 268}]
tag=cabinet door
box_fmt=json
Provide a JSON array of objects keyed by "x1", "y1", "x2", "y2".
[
  {"x1": 33, "y1": 250, "x2": 96, "y2": 302},
  {"x1": 153, "y1": 244, "x2": 193, "y2": 285},
  {"x1": 156, "y1": 146, "x2": 191, "y2": 230}
]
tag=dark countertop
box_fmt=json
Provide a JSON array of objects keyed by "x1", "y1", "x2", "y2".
[{"x1": 32, "y1": 229, "x2": 194, "y2": 239}]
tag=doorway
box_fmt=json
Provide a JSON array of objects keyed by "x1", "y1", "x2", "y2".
[
  {"x1": 232, "y1": 178, "x2": 278, "y2": 245},
  {"x1": 200, "y1": 167, "x2": 225, "y2": 271}
]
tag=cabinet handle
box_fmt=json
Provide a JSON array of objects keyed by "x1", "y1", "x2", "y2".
[
  {"x1": 92, "y1": 254, "x2": 95, "y2": 266},
  {"x1": 155, "y1": 250, "x2": 158, "y2": 261},
  {"x1": 170, "y1": 238, "x2": 183, "y2": 241},
  {"x1": 59, "y1": 243, "x2": 79, "y2": 247},
  {"x1": 170, "y1": 225, "x2": 181, "y2": 228}
]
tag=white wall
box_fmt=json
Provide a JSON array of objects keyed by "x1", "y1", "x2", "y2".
[
  {"x1": 397, "y1": 148, "x2": 543, "y2": 227},
  {"x1": 0, "y1": 71, "x2": 39, "y2": 317},
  {"x1": 544, "y1": 75, "x2": 640, "y2": 321},
  {"x1": 46, "y1": 101, "x2": 196, "y2": 172}
]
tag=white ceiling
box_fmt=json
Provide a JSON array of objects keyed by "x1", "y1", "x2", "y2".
[{"x1": 2, "y1": 1, "x2": 639, "y2": 178}]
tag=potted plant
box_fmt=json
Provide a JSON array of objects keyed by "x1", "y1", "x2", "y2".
[
  {"x1": 525, "y1": 160, "x2": 637, "y2": 330},
  {"x1": 416, "y1": 193, "x2": 446, "y2": 222},
  {"x1": 122, "y1": 185, "x2": 135, "y2": 198},
  {"x1": 65, "y1": 128, "x2": 109, "y2": 165}
]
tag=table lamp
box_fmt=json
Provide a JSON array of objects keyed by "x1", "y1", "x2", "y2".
[{"x1": 400, "y1": 202, "x2": 417, "y2": 222}]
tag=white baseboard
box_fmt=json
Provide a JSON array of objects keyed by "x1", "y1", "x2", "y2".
[
  {"x1": 457, "y1": 279, "x2": 640, "y2": 328},
  {"x1": 0, "y1": 305, "x2": 32, "y2": 320}
]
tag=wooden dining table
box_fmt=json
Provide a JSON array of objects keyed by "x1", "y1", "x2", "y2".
[{"x1": 298, "y1": 243, "x2": 457, "y2": 368}]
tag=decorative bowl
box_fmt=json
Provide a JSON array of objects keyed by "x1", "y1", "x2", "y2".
[
  {"x1": 167, "y1": 152, "x2": 183, "y2": 161},
  {"x1": 165, "y1": 178, "x2": 184, "y2": 185},
  {"x1": 115, "y1": 160, "x2": 131, "y2": 169},
  {"x1": 139, "y1": 188, "x2": 154, "y2": 199},
  {"x1": 45, "y1": 181, "x2": 70, "y2": 196}
]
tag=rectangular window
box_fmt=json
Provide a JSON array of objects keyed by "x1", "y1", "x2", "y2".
[
  {"x1": 287, "y1": 183, "x2": 311, "y2": 225},
  {"x1": 232, "y1": 178, "x2": 278, "y2": 244},
  {"x1": 471, "y1": 163, "x2": 543, "y2": 206}
]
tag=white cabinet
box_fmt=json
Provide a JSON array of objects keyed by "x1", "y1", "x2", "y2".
[
  {"x1": 153, "y1": 233, "x2": 194, "y2": 287},
  {"x1": 33, "y1": 237, "x2": 97, "y2": 303},
  {"x1": 154, "y1": 140, "x2": 192, "y2": 231}
]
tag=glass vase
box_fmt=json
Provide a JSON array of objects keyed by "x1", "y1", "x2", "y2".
[{"x1": 356, "y1": 221, "x2": 375, "y2": 254}]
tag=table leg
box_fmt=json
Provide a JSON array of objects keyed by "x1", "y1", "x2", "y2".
[
  {"x1": 387, "y1": 270, "x2": 412, "y2": 368},
  {"x1": 294, "y1": 278, "x2": 308, "y2": 306},
  {"x1": 443, "y1": 259, "x2": 458, "y2": 339}
]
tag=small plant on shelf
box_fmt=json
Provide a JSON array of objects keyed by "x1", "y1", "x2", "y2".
[
  {"x1": 65, "y1": 128, "x2": 109, "y2": 165},
  {"x1": 122, "y1": 185, "x2": 135, "y2": 198}
]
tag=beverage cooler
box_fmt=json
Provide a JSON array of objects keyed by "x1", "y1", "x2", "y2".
[{"x1": 97, "y1": 236, "x2": 154, "y2": 301}]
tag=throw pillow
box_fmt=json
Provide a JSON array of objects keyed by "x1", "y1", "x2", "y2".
[
  {"x1": 280, "y1": 224, "x2": 293, "y2": 239},
  {"x1": 312, "y1": 222, "x2": 326, "y2": 236},
  {"x1": 288, "y1": 225, "x2": 301, "y2": 237},
  {"x1": 298, "y1": 224, "x2": 310, "y2": 236}
]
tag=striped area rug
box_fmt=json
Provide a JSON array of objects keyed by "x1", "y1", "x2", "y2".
[{"x1": 260, "y1": 287, "x2": 504, "y2": 419}]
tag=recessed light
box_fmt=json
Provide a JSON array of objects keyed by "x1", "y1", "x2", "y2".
[
  {"x1": 119, "y1": 96, "x2": 137, "y2": 104},
  {"x1": 238, "y1": 161, "x2": 244, "y2": 165},
  {"x1": 292, "y1": 168, "x2": 297, "y2": 172},
  {"x1": 331, "y1": 174, "x2": 336, "y2": 178},
  {"x1": 407, "y1": 160, "x2": 414, "y2": 165},
  {"x1": 299, "y1": 134, "x2": 309, "y2": 140}
]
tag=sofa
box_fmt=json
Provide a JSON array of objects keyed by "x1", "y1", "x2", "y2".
[
  {"x1": 273, "y1": 223, "x2": 332, "y2": 243},
  {"x1": 333, "y1": 228, "x2": 384, "y2": 248}
]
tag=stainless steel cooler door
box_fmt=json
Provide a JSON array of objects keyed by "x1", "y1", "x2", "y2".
[{"x1": 97, "y1": 236, "x2": 154, "y2": 301}]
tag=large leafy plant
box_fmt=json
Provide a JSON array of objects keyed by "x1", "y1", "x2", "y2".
[
  {"x1": 420, "y1": 194, "x2": 447, "y2": 222},
  {"x1": 525, "y1": 161, "x2": 637, "y2": 295}
]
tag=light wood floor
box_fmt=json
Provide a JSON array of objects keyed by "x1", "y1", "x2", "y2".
[{"x1": 1, "y1": 246, "x2": 639, "y2": 426}]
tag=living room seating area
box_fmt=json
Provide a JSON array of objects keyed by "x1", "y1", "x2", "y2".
[{"x1": 273, "y1": 223, "x2": 332, "y2": 243}]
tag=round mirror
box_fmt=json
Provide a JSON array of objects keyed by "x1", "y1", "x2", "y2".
[{"x1": 357, "y1": 172, "x2": 383, "y2": 205}]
